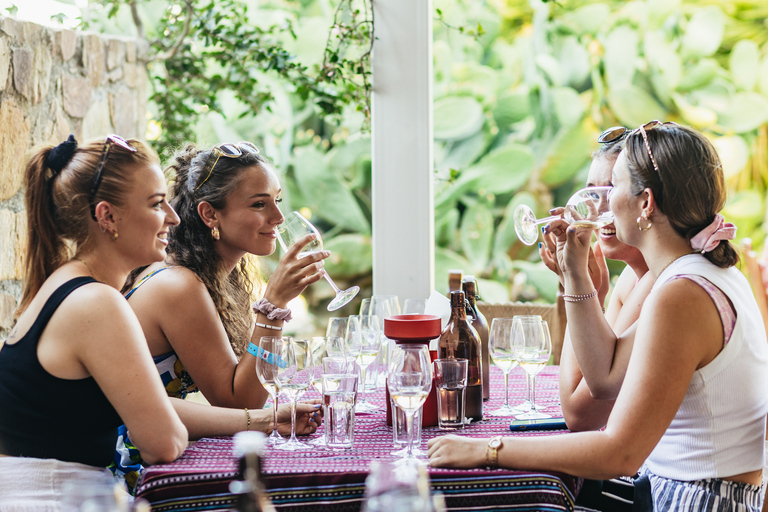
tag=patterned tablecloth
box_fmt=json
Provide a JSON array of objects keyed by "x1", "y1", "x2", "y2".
[{"x1": 136, "y1": 366, "x2": 580, "y2": 511}]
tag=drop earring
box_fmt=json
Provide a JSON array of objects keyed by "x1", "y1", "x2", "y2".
[{"x1": 212, "y1": 227, "x2": 220, "y2": 240}]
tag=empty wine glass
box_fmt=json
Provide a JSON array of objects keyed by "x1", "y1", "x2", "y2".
[
  {"x1": 347, "y1": 314, "x2": 381, "y2": 412},
  {"x1": 488, "y1": 318, "x2": 518, "y2": 417},
  {"x1": 275, "y1": 338, "x2": 313, "y2": 450},
  {"x1": 307, "y1": 336, "x2": 344, "y2": 446},
  {"x1": 513, "y1": 317, "x2": 551, "y2": 420},
  {"x1": 387, "y1": 344, "x2": 432, "y2": 463},
  {"x1": 361, "y1": 296, "x2": 393, "y2": 389},
  {"x1": 402, "y1": 298, "x2": 427, "y2": 315},
  {"x1": 514, "y1": 186, "x2": 614, "y2": 245},
  {"x1": 255, "y1": 336, "x2": 285, "y2": 447},
  {"x1": 277, "y1": 211, "x2": 360, "y2": 311}
]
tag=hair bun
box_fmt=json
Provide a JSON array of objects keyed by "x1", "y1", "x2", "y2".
[{"x1": 46, "y1": 134, "x2": 78, "y2": 175}]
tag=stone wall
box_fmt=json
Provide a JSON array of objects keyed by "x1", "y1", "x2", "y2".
[{"x1": 0, "y1": 16, "x2": 148, "y2": 338}]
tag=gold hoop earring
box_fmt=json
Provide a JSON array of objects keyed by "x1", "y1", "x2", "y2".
[
  {"x1": 111, "y1": 231, "x2": 119, "y2": 241},
  {"x1": 637, "y1": 214, "x2": 652, "y2": 232},
  {"x1": 212, "y1": 227, "x2": 220, "y2": 241}
]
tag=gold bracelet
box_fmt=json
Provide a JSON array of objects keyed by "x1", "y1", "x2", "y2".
[{"x1": 244, "y1": 408, "x2": 251, "y2": 431}]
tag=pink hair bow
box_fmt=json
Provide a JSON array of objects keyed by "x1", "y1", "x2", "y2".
[{"x1": 690, "y1": 214, "x2": 737, "y2": 254}]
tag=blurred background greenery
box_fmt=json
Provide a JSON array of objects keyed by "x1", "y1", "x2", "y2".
[{"x1": 22, "y1": 0, "x2": 768, "y2": 327}]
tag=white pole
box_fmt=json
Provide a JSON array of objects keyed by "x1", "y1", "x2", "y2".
[{"x1": 371, "y1": 0, "x2": 434, "y2": 302}]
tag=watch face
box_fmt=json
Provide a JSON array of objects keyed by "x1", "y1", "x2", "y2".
[{"x1": 489, "y1": 438, "x2": 501, "y2": 448}]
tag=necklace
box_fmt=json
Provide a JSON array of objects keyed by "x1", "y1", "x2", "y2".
[
  {"x1": 74, "y1": 257, "x2": 102, "y2": 282},
  {"x1": 657, "y1": 252, "x2": 694, "y2": 278}
]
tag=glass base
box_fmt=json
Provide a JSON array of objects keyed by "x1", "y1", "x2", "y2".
[
  {"x1": 515, "y1": 410, "x2": 552, "y2": 420},
  {"x1": 266, "y1": 430, "x2": 285, "y2": 447},
  {"x1": 355, "y1": 399, "x2": 380, "y2": 413},
  {"x1": 488, "y1": 404, "x2": 519, "y2": 417},
  {"x1": 327, "y1": 286, "x2": 360, "y2": 311},
  {"x1": 510, "y1": 400, "x2": 531, "y2": 414},
  {"x1": 391, "y1": 446, "x2": 426, "y2": 457},
  {"x1": 276, "y1": 437, "x2": 312, "y2": 451},
  {"x1": 308, "y1": 435, "x2": 325, "y2": 446}
]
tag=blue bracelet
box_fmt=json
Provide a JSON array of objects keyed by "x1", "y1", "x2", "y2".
[{"x1": 247, "y1": 341, "x2": 288, "y2": 368}]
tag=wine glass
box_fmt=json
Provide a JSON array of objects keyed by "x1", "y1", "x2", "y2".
[
  {"x1": 387, "y1": 344, "x2": 432, "y2": 462},
  {"x1": 402, "y1": 298, "x2": 427, "y2": 315},
  {"x1": 488, "y1": 318, "x2": 518, "y2": 417},
  {"x1": 513, "y1": 317, "x2": 551, "y2": 419},
  {"x1": 347, "y1": 315, "x2": 382, "y2": 412},
  {"x1": 307, "y1": 336, "x2": 344, "y2": 446},
  {"x1": 255, "y1": 336, "x2": 286, "y2": 446},
  {"x1": 513, "y1": 186, "x2": 614, "y2": 245},
  {"x1": 277, "y1": 211, "x2": 360, "y2": 311},
  {"x1": 275, "y1": 338, "x2": 313, "y2": 450},
  {"x1": 361, "y1": 296, "x2": 393, "y2": 389}
]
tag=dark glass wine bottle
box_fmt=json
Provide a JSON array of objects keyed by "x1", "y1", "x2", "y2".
[
  {"x1": 438, "y1": 291, "x2": 483, "y2": 421},
  {"x1": 462, "y1": 276, "x2": 490, "y2": 401}
]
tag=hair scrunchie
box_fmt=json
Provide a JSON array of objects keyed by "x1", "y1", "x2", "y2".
[
  {"x1": 46, "y1": 134, "x2": 78, "y2": 175},
  {"x1": 252, "y1": 298, "x2": 292, "y2": 322},
  {"x1": 690, "y1": 213, "x2": 737, "y2": 254}
]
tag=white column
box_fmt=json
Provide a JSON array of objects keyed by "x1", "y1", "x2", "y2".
[{"x1": 371, "y1": 0, "x2": 434, "y2": 302}]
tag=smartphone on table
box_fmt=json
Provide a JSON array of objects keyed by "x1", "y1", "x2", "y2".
[{"x1": 509, "y1": 417, "x2": 567, "y2": 431}]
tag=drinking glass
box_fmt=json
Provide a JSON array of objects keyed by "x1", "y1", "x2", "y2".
[
  {"x1": 514, "y1": 186, "x2": 614, "y2": 245},
  {"x1": 255, "y1": 336, "x2": 285, "y2": 446},
  {"x1": 326, "y1": 317, "x2": 349, "y2": 348},
  {"x1": 361, "y1": 461, "x2": 434, "y2": 512},
  {"x1": 277, "y1": 211, "x2": 359, "y2": 311},
  {"x1": 322, "y1": 373, "x2": 358, "y2": 449},
  {"x1": 402, "y1": 298, "x2": 427, "y2": 315},
  {"x1": 488, "y1": 318, "x2": 518, "y2": 417},
  {"x1": 275, "y1": 338, "x2": 313, "y2": 450},
  {"x1": 387, "y1": 344, "x2": 432, "y2": 462},
  {"x1": 307, "y1": 336, "x2": 342, "y2": 445},
  {"x1": 347, "y1": 314, "x2": 382, "y2": 412},
  {"x1": 513, "y1": 317, "x2": 552, "y2": 419},
  {"x1": 434, "y1": 358, "x2": 468, "y2": 429}
]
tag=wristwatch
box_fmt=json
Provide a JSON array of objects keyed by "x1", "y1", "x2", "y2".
[{"x1": 486, "y1": 436, "x2": 503, "y2": 467}]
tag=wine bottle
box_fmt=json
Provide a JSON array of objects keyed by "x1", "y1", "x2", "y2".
[
  {"x1": 462, "y1": 276, "x2": 490, "y2": 401},
  {"x1": 438, "y1": 291, "x2": 483, "y2": 422},
  {"x1": 447, "y1": 269, "x2": 463, "y2": 297}
]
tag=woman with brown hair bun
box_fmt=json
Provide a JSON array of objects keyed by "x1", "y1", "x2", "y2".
[
  {"x1": 124, "y1": 142, "x2": 324, "y2": 435},
  {"x1": 430, "y1": 123, "x2": 768, "y2": 511},
  {"x1": 0, "y1": 135, "x2": 188, "y2": 508}
]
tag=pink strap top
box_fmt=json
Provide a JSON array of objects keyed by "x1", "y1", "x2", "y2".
[{"x1": 668, "y1": 274, "x2": 736, "y2": 346}]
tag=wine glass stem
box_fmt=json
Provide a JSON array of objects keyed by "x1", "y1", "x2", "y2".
[
  {"x1": 290, "y1": 397, "x2": 298, "y2": 441},
  {"x1": 272, "y1": 393, "x2": 279, "y2": 437},
  {"x1": 535, "y1": 214, "x2": 560, "y2": 227},
  {"x1": 405, "y1": 410, "x2": 415, "y2": 458},
  {"x1": 503, "y1": 372, "x2": 510, "y2": 408},
  {"x1": 529, "y1": 374, "x2": 537, "y2": 412},
  {"x1": 322, "y1": 271, "x2": 343, "y2": 294},
  {"x1": 360, "y1": 367, "x2": 367, "y2": 402}
]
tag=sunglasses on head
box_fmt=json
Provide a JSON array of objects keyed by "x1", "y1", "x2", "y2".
[
  {"x1": 597, "y1": 121, "x2": 679, "y2": 176},
  {"x1": 89, "y1": 134, "x2": 137, "y2": 221},
  {"x1": 194, "y1": 141, "x2": 260, "y2": 192}
]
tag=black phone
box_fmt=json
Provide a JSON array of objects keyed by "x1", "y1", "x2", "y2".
[{"x1": 509, "y1": 417, "x2": 567, "y2": 431}]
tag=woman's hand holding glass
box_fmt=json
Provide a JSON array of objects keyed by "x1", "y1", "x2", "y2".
[{"x1": 277, "y1": 211, "x2": 359, "y2": 311}]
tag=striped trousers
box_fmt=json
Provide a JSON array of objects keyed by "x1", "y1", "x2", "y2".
[{"x1": 641, "y1": 468, "x2": 763, "y2": 511}]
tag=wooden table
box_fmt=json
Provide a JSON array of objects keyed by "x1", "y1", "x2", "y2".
[{"x1": 136, "y1": 366, "x2": 581, "y2": 511}]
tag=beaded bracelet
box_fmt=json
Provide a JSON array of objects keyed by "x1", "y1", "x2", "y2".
[
  {"x1": 562, "y1": 290, "x2": 598, "y2": 302},
  {"x1": 255, "y1": 321, "x2": 282, "y2": 331},
  {"x1": 244, "y1": 408, "x2": 251, "y2": 431},
  {"x1": 252, "y1": 298, "x2": 292, "y2": 322}
]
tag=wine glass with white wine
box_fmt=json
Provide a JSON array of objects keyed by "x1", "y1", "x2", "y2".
[
  {"x1": 513, "y1": 186, "x2": 614, "y2": 246},
  {"x1": 512, "y1": 317, "x2": 551, "y2": 420},
  {"x1": 488, "y1": 318, "x2": 518, "y2": 417},
  {"x1": 277, "y1": 211, "x2": 359, "y2": 311}
]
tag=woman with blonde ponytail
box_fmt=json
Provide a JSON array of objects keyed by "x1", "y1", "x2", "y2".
[{"x1": 0, "y1": 135, "x2": 188, "y2": 508}]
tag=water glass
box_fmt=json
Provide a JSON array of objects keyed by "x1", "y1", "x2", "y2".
[
  {"x1": 323, "y1": 373, "x2": 358, "y2": 449},
  {"x1": 434, "y1": 359, "x2": 468, "y2": 430}
]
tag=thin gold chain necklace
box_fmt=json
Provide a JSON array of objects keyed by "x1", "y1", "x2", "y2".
[
  {"x1": 74, "y1": 257, "x2": 103, "y2": 282},
  {"x1": 657, "y1": 252, "x2": 694, "y2": 278}
]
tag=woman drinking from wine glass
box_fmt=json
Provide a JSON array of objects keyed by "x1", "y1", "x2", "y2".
[
  {"x1": 430, "y1": 123, "x2": 768, "y2": 511},
  {"x1": 123, "y1": 142, "x2": 325, "y2": 426},
  {"x1": 0, "y1": 135, "x2": 188, "y2": 507}
]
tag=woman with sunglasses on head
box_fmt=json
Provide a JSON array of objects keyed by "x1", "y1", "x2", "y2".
[
  {"x1": 0, "y1": 135, "x2": 188, "y2": 507},
  {"x1": 123, "y1": 142, "x2": 325, "y2": 434},
  {"x1": 430, "y1": 123, "x2": 768, "y2": 511}
]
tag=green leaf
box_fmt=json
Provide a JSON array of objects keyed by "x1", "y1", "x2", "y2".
[
  {"x1": 556, "y1": 36, "x2": 590, "y2": 88},
  {"x1": 558, "y1": 4, "x2": 610, "y2": 35},
  {"x1": 552, "y1": 86, "x2": 584, "y2": 128},
  {"x1": 436, "y1": 127, "x2": 492, "y2": 179},
  {"x1": 459, "y1": 202, "x2": 494, "y2": 270},
  {"x1": 607, "y1": 84, "x2": 667, "y2": 128},
  {"x1": 535, "y1": 54, "x2": 562, "y2": 86},
  {"x1": 717, "y1": 92, "x2": 768, "y2": 134},
  {"x1": 723, "y1": 191, "x2": 764, "y2": 234},
  {"x1": 434, "y1": 248, "x2": 477, "y2": 291},
  {"x1": 434, "y1": 96, "x2": 485, "y2": 141},
  {"x1": 475, "y1": 278, "x2": 509, "y2": 304},
  {"x1": 759, "y1": 55, "x2": 768, "y2": 98},
  {"x1": 292, "y1": 147, "x2": 370, "y2": 233},
  {"x1": 511, "y1": 261, "x2": 559, "y2": 303},
  {"x1": 711, "y1": 135, "x2": 750, "y2": 180},
  {"x1": 644, "y1": 32, "x2": 682, "y2": 103},
  {"x1": 325, "y1": 137, "x2": 372, "y2": 184},
  {"x1": 681, "y1": 6, "x2": 724, "y2": 60},
  {"x1": 604, "y1": 25, "x2": 639, "y2": 91},
  {"x1": 436, "y1": 207, "x2": 460, "y2": 249},
  {"x1": 538, "y1": 118, "x2": 595, "y2": 187},
  {"x1": 671, "y1": 93, "x2": 717, "y2": 129},
  {"x1": 729, "y1": 40, "x2": 760, "y2": 92},
  {"x1": 456, "y1": 143, "x2": 535, "y2": 195},
  {"x1": 493, "y1": 191, "x2": 537, "y2": 260},
  {"x1": 323, "y1": 234, "x2": 372, "y2": 278},
  {"x1": 493, "y1": 88, "x2": 531, "y2": 130}
]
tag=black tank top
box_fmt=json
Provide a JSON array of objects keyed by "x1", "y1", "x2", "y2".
[{"x1": 0, "y1": 277, "x2": 122, "y2": 467}]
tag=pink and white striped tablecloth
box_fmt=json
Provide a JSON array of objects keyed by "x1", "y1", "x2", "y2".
[{"x1": 136, "y1": 366, "x2": 580, "y2": 511}]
